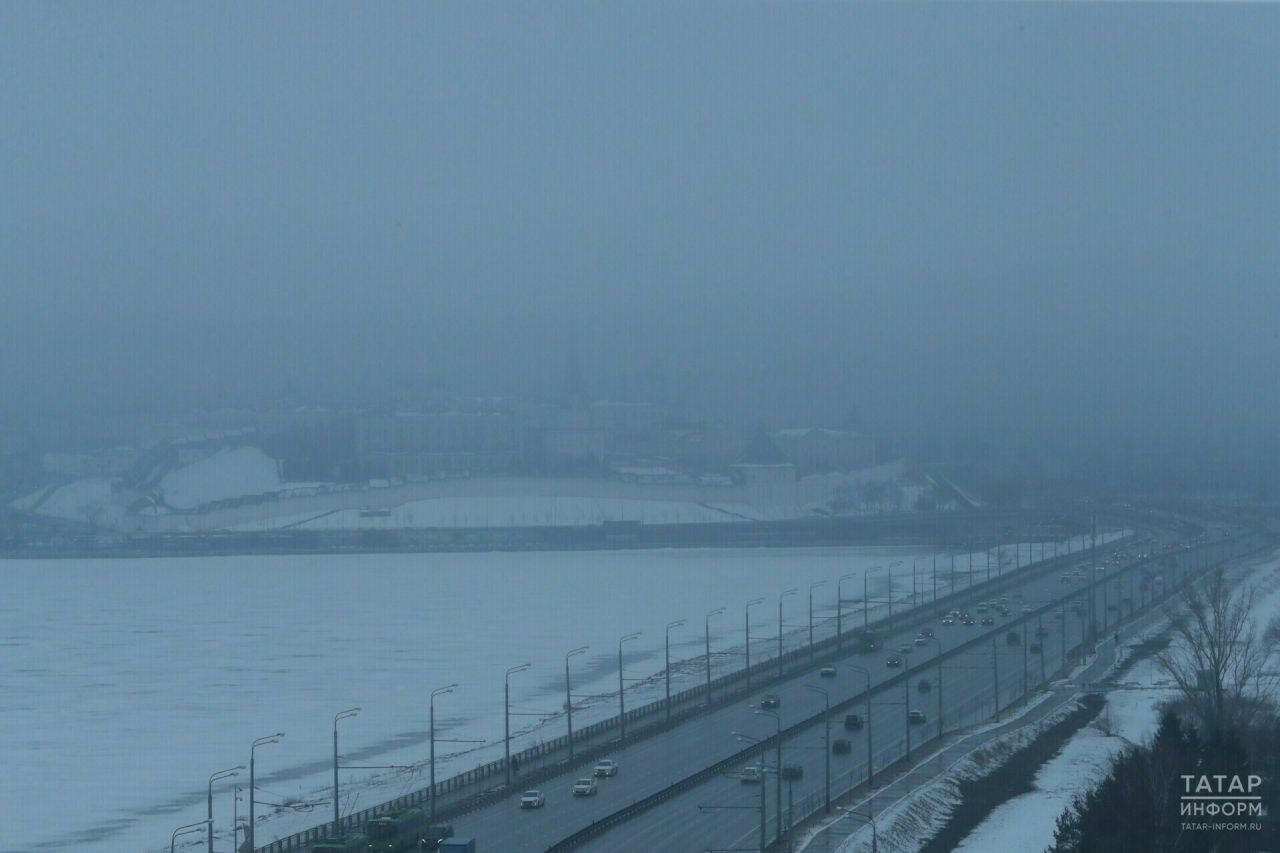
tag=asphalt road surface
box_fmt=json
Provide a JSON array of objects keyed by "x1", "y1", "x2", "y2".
[{"x1": 440, "y1": 525, "x2": 1217, "y2": 852}]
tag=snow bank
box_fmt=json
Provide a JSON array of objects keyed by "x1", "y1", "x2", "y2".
[{"x1": 159, "y1": 446, "x2": 283, "y2": 509}]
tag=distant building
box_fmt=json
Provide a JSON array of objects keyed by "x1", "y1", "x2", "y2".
[
  {"x1": 729, "y1": 430, "x2": 796, "y2": 512},
  {"x1": 354, "y1": 411, "x2": 520, "y2": 478},
  {"x1": 769, "y1": 428, "x2": 876, "y2": 475}
]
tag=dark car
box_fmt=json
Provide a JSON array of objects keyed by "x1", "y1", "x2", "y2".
[
  {"x1": 917, "y1": 678, "x2": 932, "y2": 693},
  {"x1": 1030, "y1": 643, "x2": 1043, "y2": 654},
  {"x1": 760, "y1": 694, "x2": 780, "y2": 709},
  {"x1": 832, "y1": 738, "x2": 852, "y2": 755},
  {"x1": 908, "y1": 710, "x2": 927, "y2": 724},
  {"x1": 981, "y1": 616, "x2": 995, "y2": 626},
  {"x1": 844, "y1": 713, "x2": 864, "y2": 731},
  {"x1": 1006, "y1": 630, "x2": 1021, "y2": 645},
  {"x1": 886, "y1": 656, "x2": 902, "y2": 668}
]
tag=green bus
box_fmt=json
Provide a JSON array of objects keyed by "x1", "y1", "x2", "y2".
[
  {"x1": 365, "y1": 807, "x2": 425, "y2": 851},
  {"x1": 312, "y1": 834, "x2": 367, "y2": 853}
]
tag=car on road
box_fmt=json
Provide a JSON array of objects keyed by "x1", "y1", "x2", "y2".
[
  {"x1": 941, "y1": 617, "x2": 955, "y2": 625},
  {"x1": 819, "y1": 666, "x2": 837, "y2": 678},
  {"x1": 1022, "y1": 605, "x2": 1033, "y2": 614},
  {"x1": 913, "y1": 636, "x2": 928, "y2": 646},
  {"x1": 832, "y1": 738, "x2": 852, "y2": 755},
  {"x1": 920, "y1": 628, "x2": 935, "y2": 638},
  {"x1": 572, "y1": 778, "x2": 597, "y2": 797},
  {"x1": 962, "y1": 616, "x2": 977, "y2": 626},
  {"x1": 843, "y1": 713, "x2": 864, "y2": 731},
  {"x1": 760, "y1": 693, "x2": 780, "y2": 709},
  {"x1": 1006, "y1": 630, "x2": 1021, "y2": 645},
  {"x1": 981, "y1": 616, "x2": 995, "y2": 626},
  {"x1": 886, "y1": 655, "x2": 902, "y2": 667},
  {"x1": 593, "y1": 759, "x2": 618, "y2": 777},
  {"x1": 908, "y1": 710, "x2": 927, "y2": 724},
  {"x1": 520, "y1": 790, "x2": 546, "y2": 809},
  {"x1": 917, "y1": 678, "x2": 931, "y2": 693},
  {"x1": 897, "y1": 643, "x2": 912, "y2": 654},
  {"x1": 740, "y1": 765, "x2": 763, "y2": 783}
]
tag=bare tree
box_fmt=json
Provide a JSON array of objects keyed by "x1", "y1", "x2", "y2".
[{"x1": 1155, "y1": 568, "x2": 1277, "y2": 737}]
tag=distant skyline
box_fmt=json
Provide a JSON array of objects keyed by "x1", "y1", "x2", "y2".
[{"x1": 3, "y1": 2, "x2": 1277, "y2": 453}]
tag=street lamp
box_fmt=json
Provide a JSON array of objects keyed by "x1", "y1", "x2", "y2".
[
  {"x1": 171, "y1": 820, "x2": 209, "y2": 853},
  {"x1": 778, "y1": 588, "x2": 798, "y2": 680},
  {"x1": 837, "y1": 572, "x2": 857, "y2": 648},
  {"x1": 618, "y1": 632, "x2": 641, "y2": 742},
  {"x1": 863, "y1": 566, "x2": 881, "y2": 629},
  {"x1": 207, "y1": 766, "x2": 241, "y2": 853},
  {"x1": 504, "y1": 664, "x2": 529, "y2": 787},
  {"x1": 705, "y1": 607, "x2": 725, "y2": 704},
  {"x1": 886, "y1": 561, "x2": 903, "y2": 615},
  {"x1": 805, "y1": 685, "x2": 832, "y2": 814},
  {"x1": 728, "y1": 732, "x2": 773, "y2": 852},
  {"x1": 331, "y1": 708, "x2": 359, "y2": 834},
  {"x1": 665, "y1": 619, "x2": 686, "y2": 724},
  {"x1": 755, "y1": 709, "x2": 784, "y2": 845},
  {"x1": 839, "y1": 805, "x2": 879, "y2": 853},
  {"x1": 808, "y1": 581, "x2": 827, "y2": 663},
  {"x1": 564, "y1": 648, "x2": 587, "y2": 761},
  {"x1": 428, "y1": 687, "x2": 455, "y2": 821},
  {"x1": 248, "y1": 732, "x2": 283, "y2": 850},
  {"x1": 848, "y1": 664, "x2": 873, "y2": 785},
  {"x1": 745, "y1": 598, "x2": 765, "y2": 692}
]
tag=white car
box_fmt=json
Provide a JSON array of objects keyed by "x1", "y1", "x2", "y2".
[
  {"x1": 740, "y1": 765, "x2": 763, "y2": 783},
  {"x1": 572, "y1": 778, "x2": 598, "y2": 797},
  {"x1": 520, "y1": 790, "x2": 546, "y2": 809},
  {"x1": 594, "y1": 759, "x2": 619, "y2": 777}
]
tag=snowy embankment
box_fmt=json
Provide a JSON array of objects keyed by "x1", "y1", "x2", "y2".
[
  {"x1": 829, "y1": 697, "x2": 1085, "y2": 853},
  {"x1": 948, "y1": 658, "x2": 1172, "y2": 853},
  {"x1": 947, "y1": 549, "x2": 1280, "y2": 853}
]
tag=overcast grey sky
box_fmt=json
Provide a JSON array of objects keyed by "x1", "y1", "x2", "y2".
[{"x1": 2, "y1": 2, "x2": 1277, "y2": 451}]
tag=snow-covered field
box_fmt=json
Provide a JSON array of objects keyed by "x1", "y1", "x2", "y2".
[{"x1": 228, "y1": 495, "x2": 761, "y2": 530}]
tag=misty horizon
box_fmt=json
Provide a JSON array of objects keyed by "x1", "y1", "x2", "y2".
[{"x1": 3, "y1": 2, "x2": 1278, "y2": 454}]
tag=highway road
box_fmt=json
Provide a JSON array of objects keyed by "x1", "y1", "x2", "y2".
[
  {"x1": 437, "y1": 522, "x2": 1228, "y2": 852},
  {"x1": 575, "y1": 525, "x2": 1257, "y2": 853}
]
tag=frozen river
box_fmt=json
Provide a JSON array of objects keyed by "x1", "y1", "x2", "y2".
[{"x1": 0, "y1": 538, "x2": 1107, "y2": 853}]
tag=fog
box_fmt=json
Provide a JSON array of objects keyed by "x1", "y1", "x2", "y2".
[{"x1": 2, "y1": 2, "x2": 1277, "y2": 456}]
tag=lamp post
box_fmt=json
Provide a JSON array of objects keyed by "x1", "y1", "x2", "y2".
[
  {"x1": 504, "y1": 663, "x2": 529, "y2": 787},
  {"x1": 705, "y1": 607, "x2": 724, "y2": 704},
  {"x1": 886, "y1": 561, "x2": 903, "y2": 615},
  {"x1": 248, "y1": 732, "x2": 283, "y2": 850},
  {"x1": 665, "y1": 620, "x2": 686, "y2": 724},
  {"x1": 912, "y1": 558, "x2": 919, "y2": 609},
  {"x1": 563, "y1": 648, "x2": 587, "y2": 761},
  {"x1": 808, "y1": 581, "x2": 826, "y2": 663},
  {"x1": 778, "y1": 589, "x2": 797, "y2": 680},
  {"x1": 840, "y1": 805, "x2": 879, "y2": 853},
  {"x1": 729, "y1": 732, "x2": 772, "y2": 852},
  {"x1": 837, "y1": 573, "x2": 857, "y2": 649},
  {"x1": 207, "y1": 766, "x2": 241, "y2": 853},
  {"x1": 849, "y1": 664, "x2": 873, "y2": 785},
  {"x1": 428, "y1": 687, "x2": 454, "y2": 821},
  {"x1": 755, "y1": 709, "x2": 784, "y2": 845},
  {"x1": 618, "y1": 632, "x2": 641, "y2": 742},
  {"x1": 806, "y1": 684, "x2": 832, "y2": 814},
  {"x1": 745, "y1": 598, "x2": 764, "y2": 692},
  {"x1": 330, "y1": 708, "x2": 359, "y2": 835},
  {"x1": 863, "y1": 566, "x2": 880, "y2": 629},
  {"x1": 171, "y1": 820, "x2": 209, "y2": 853}
]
